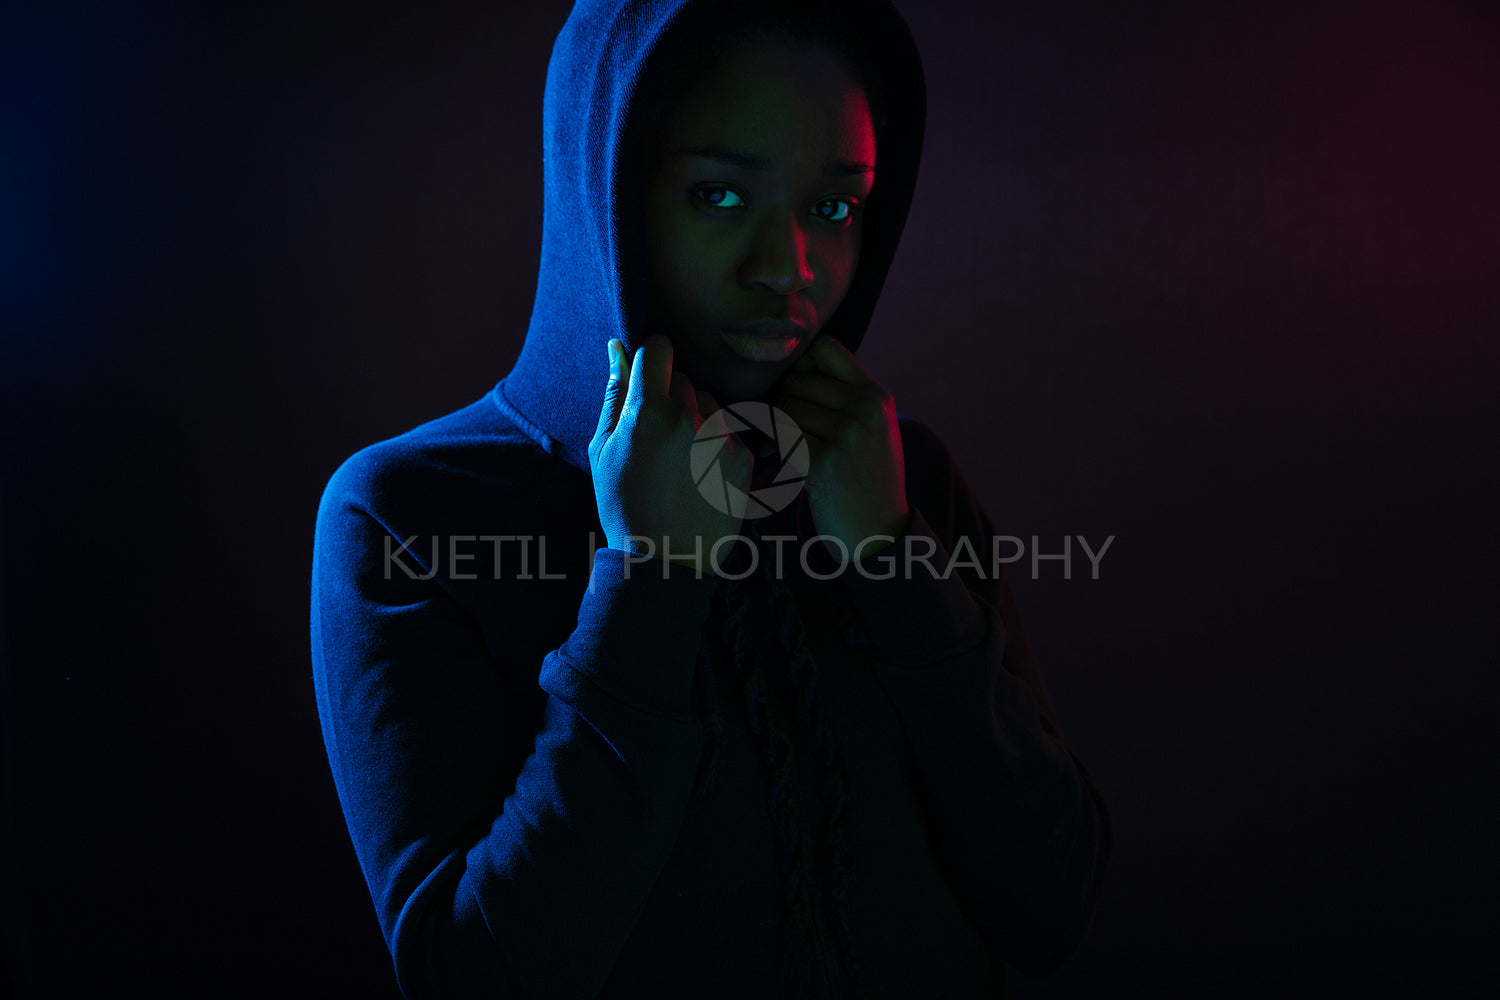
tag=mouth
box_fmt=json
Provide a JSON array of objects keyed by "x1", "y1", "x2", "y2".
[{"x1": 720, "y1": 319, "x2": 808, "y2": 363}]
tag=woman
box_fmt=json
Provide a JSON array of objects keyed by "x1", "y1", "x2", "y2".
[{"x1": 310, "y1": 1, "x2": 1110, "y2": 997}]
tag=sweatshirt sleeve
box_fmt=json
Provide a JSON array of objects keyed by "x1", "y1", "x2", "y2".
[
  {"x1": 833, "y1": 421, "x2": 1112, "y2": 977},
  {"x1": 310, "y1": 458, "x2": 720, "y2": 999}
]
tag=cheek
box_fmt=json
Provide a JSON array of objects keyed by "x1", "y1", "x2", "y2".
[
  {"x1": 643, "y1": 191, "x2": 693, "y2": 290},
  {"x1": 658, "y1": 240, "x2": 713, "y2": 311},
  {"x1": 648, "y1": 226, "x2": 730, "y2": 334},
  {"x1": 644, "y1": 219, "x2": 692, "y2": 305},
  {"x1": 816, "y1": 238, "x2": 861, "y2": 305}
]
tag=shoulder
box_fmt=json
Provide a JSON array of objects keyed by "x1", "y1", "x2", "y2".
[
  {"x1": 896, "y1": 413, "x2": 970, "y2": 492},
  {"x1": 896, "y1": 413, "x2": 956, "y2": 468},
  {"x1": 894, "y1": 412, "x2": 996, "y2": 542},
  {"x1": 315, "y1": 390, "x2": 573, "y2": 536}
]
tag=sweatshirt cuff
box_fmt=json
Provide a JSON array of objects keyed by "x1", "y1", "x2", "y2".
[
  {"x1": 835, "y1": 507, "x2": 989, "y2": 668},
  {"x1": 553, "y1": 547, "x2": 720, "y2": 720}
]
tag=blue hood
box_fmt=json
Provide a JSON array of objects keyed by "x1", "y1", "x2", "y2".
[{"x1": 495, "y1": 0, "x2": 928, "y2": 473}]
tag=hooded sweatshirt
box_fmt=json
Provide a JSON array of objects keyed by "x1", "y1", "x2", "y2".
[{"x1": 310, "y1": 1, "x2": 1111, "y2": 997}]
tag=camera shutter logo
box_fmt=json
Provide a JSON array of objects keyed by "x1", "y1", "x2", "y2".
[{"x1": 691, "y1": 402, "x2": 809, "y2": 518}]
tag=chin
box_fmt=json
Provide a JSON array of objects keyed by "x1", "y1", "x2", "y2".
[{"x1": 709, "y1": 365, "x2": 786, "y2": 406}]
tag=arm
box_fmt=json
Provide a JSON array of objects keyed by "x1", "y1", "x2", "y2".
[
  {"x1": 311, "y1": 471, "x2": 719, "y2": 999},
  {"x1": 834, "y1": 426, "x2": 1112, "y2": 977}
]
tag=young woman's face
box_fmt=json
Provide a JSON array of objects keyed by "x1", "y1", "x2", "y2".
[{"x1": 635, "y1": 33, "x2": 876, "y2": 403}]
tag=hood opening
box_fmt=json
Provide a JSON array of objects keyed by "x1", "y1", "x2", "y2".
[{"x1": 496, "y1": 0, "x2": 926, "y2": 473}]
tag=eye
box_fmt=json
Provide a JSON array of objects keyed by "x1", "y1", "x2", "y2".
[
  {"x1": 695, "y1": 186, "x2": 745, "y2": 210},
  {"x1": 814, "y1": 198, "x2": 858, "y2": 224}
]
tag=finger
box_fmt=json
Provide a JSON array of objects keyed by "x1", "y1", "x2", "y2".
[
  {"x1": 807, "y1": 334, "x2": 879, "y2": 388},
  {"x1": 668, "y1": 370, "x2": 701, "y2": 426},
  {"x1": 634, "y1": 334, "x2": 675, "y2": 407},
  {"x1": 696, "y1": 387, "x2": 751, "y2": 477},
  {"x1": 774, "y1": 395, "x2": 855, "y2": 445},
  {"x1": 776, "y1": 370, "x2": 864, "y2": 412},
  {"x1": 694, "y1": 386, "x2": 721, "y2": 423},
  {"x1": 592, "y1": 338, "x2": 629, "y2": 445}
]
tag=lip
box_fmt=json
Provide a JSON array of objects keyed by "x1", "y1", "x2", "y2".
[{"x1": 720, "y1": 319, "x2": 808, "y2": 363}]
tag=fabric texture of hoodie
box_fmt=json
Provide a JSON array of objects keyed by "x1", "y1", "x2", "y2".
[{"x1": 310, "y1": 1, "x2": 1111, "y2": 997}]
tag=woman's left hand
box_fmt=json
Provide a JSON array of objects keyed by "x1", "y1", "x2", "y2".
[{"x1": 771, "y1": 335, "x2": 910, "y2": 561}]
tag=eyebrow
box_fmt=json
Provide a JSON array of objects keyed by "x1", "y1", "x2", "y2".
[{"x1": 671, "y1": 144, "x2": 874, "y2": 177}]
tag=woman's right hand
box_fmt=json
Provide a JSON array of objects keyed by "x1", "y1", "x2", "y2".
[{"x1": 589, "y1": 335, "x2": 752, "y2": 574}]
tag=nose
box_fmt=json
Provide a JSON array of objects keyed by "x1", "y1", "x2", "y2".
[{"x1": 739, "y1": 211, "x2": 814, "y2": 296}]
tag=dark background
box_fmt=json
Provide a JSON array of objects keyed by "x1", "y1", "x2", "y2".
[{"x1": 2, "y1": 0, "x2": 1496, "y2": 996}]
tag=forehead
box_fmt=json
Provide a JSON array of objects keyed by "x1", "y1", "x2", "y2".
[{"x1": 651, "y1": 34, "x2": 876, "y2": 165}]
